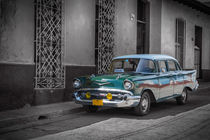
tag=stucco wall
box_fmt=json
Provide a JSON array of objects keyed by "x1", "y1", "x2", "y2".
[
  {"x1": 115, "y1": 0, "x2": 163, "y2": 55},
  {"x1": 148, "y1": 0, "x2": 162, "y2": 54},
  {"x1": 161, "y1": 0, "x2": 210, "y2": 69},
  {"x1": 114, "y1": 0, "x2": 137, "y2": 57},
  {"x1": 0, "y1": 0, "x2": 34, "y2": 64},
  {"x1": 64, "y1": 0, "x2": 95, "y2": 66}
]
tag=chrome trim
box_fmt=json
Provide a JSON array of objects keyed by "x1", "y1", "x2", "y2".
[
  {"x1": 73, "y1": 78, "x2": 82, "y2": 89},
  {"x1": 127, "y1": 96, "x2": 141, "y2": 100},
  {"x1": 194, "y1": 81, "x2": 199, "y2": 91},
  {"x1": 123, "y1": 79, "x2": 134, "y2": 90},
  {"x1": 74, "y1": 92, "x2": 140, "y2": 107},
  {"x1": 77, "y1": 88, "x2": 133, "y2": 95},
  {"x1": 93, "y1": 82, "x2": 111, "y2": 86}
]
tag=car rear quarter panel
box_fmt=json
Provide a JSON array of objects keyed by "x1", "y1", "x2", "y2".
[{"x1": 182, "y1": 70, "x2": 197, "y2": 90}]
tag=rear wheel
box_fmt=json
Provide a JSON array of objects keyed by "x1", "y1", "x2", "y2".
[
  {"x1": 176, "y1": 89, "x2": 188, "y2": 105},
  {"x1": 83, "y1": 105, "x2": 98, "y2": 113},
  {"x1": 134, "y1": 91, "x2": 151, "y2": 116}
]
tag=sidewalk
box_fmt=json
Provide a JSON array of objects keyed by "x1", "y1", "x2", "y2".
[
  {"x1": 0, "y1": 81, "x2": 210, "y2": 131},
  {"x1": 0, "y1": 101, "x2": 83, "y2": 129}
]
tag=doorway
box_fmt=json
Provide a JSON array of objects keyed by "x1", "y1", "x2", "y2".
[
  {"x1": 137, "y1": 0, "x2": 149, "y2": 54},
  {"x1": 194, "y1": 26, "x2": 202, "y2": 78},
  {"x1": 175, "y1": 18, "x2": 185, "y2": 68}
]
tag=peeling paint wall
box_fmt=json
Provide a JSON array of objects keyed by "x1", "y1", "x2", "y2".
[
  {"x1": 0, "y1": 0, "x2": 34, "y2": 64},
  {"x1": 64, "y1": 0, "x2": 95, "y2": 66},
  {"x1": 161, "y1": 0, "x2": 210, "y2": 69},
  {"x1": 114, "y1": 0, "x2": 137, "y2": 57}
]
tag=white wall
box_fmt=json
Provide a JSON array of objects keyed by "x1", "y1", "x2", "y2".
[
  {"x1": 64, "y1": 0, "x2": 138, "y2": 65},
  {"x1": 161, "y1": 0, "x2": 210, "y2": 69},
  {"x1": 114, "y1": 0, "x2": 137, "y2": 57},
  {"x1": 64, "y1": 0, "x2": 95, "y2": 66},
  {"x1": 0, "y1": 0, "x2": 34, "y2": 64},
  {"x1": 148, "y1": 0, "x2": 162, "y2": 54}
]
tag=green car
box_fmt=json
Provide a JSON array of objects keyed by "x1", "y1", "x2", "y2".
[{"x1": 73, "y1": 54, "x2": 198, "y2": 115}]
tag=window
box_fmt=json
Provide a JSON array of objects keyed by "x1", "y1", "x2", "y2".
[
  {"x1": 34, "y1": 0, "x2": 64, "y2": 89},
  {"x1": 95, "y1": 0, "x2": 115, "y2": 74},
  {"x1": 167, "y1": 60, "x2": 177, "y2": 71},
  {"x1": 175, "y1": 61, "x2": 181, "y2": 71},
  {"x1": 158, "y1": 61, "x2": 167, "y2": 73},
  {"x1": 110, "y1": 59, "x2": 139, "y2": 73},
  {"x1": 137, "y1": 59, "x2": 156, "y2": 73},
  {"x1": 110, "y1": 59, "x2": 156, "y2": 73}
]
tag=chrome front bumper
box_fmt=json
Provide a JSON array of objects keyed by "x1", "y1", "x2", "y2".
[{"x1": 74, "y1": 92, "x2": 140, "y2": 108}]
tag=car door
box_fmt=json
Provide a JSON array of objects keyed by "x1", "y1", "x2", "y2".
[
  {"x1": 167, "y1": 60, "x2": 184, "y2": 95},
  {"x1": 158, "y1": 60, "x2": 174, "y2": 98}
]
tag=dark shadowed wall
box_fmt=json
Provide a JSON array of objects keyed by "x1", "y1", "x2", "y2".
[{"x1": 0, "y1": 0, "x2": 35, "y2": 110}]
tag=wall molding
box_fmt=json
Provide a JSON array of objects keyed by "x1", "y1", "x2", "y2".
[
  {"x1": 0, "y1": 62, "x2": 35, "y2": 65},
  {"x1": 64, "y1": 64, "x2": 96, "y2": 67}
]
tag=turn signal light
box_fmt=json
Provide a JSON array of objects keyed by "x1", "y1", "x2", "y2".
[
  {"x1": 86, "y1": 92, "x2": 91, "y2": 99},
  {"x1": 106, "y1": 93, "x2": 112, "y2": 100}
]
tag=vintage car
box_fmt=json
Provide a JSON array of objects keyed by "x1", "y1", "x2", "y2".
[{"x1": 73, "y1": 54, "x2": 199, "y2": 115}]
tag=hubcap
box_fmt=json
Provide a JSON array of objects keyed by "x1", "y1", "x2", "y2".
[
  {"x1": 141, "y1": 97, "x2": 148, "y2": 112},
  {"x1": 182, "y1": 91, "x2": 187, "y2": 101}
]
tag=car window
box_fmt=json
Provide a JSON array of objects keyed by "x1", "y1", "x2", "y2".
[
  {"x1": 167, "y1": 60, "x2": 177, "y2": 71},
  {"x1": 175, "y1": 61, "x2": 181, "y2": 70},
  {"x1": 137, "y1": 59, "x2": 156, "y2": 73},
  {"x1": 158, "y1": 61, "x2": 167, "y2": 73},
  {"x1": 110, "y1": 58, "x2": 140, "y2": 73}
]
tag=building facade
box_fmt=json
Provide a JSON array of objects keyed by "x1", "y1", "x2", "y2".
[{"x1": 0, "y1": 0, "x2": 210, "y2": 110}]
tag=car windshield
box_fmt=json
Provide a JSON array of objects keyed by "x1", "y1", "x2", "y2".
[
  {"x1": 109, "y1": 58, "x2": 156, "y2": 74},
  {"x1": 109, "y1": 58, "x2": 139, "y2": 73}
]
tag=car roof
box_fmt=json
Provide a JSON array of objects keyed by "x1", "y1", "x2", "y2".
[{"x1": 113, "y1": 54, "x2": 177, "y2": 61}]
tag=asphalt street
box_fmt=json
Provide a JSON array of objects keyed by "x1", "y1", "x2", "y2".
[{"x1": 0, "y1": 88, "x2": 210, "y2": 140}]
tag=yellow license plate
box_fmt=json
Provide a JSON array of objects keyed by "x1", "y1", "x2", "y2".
[{"x1": 92, "y1": 99, "x2": 103, "y2": 106}]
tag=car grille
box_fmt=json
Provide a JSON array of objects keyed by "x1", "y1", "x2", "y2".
[{"x1": 77, "y1": 90, "x2": 124, "y2": 100}]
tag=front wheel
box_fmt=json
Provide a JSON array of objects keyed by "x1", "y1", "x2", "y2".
[
  {"x1": 134, "y1": 91, "x2": 151, "y2": 116},
  {"x1": 176, "y1": 89, "x2": 188, "y2": 105},
  {"x1": 83, "y1": 105, "x2": 98, "y2": 113}
]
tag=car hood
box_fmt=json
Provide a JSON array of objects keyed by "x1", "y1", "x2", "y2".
[{"x1": 77, "y1": 73, "x2": 153, "y2": 90}]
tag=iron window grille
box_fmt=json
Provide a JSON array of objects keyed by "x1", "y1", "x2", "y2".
[
  {"x1": 34, "y1": 0, "x2": 65, "y2": 89},
  {"x1": 95, "y1": 0, "x2": 115, "y2": 74}
]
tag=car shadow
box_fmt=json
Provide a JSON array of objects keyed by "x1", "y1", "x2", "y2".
[{"x1": 82, "y1": 93, "x2": 210, "y2": 120}]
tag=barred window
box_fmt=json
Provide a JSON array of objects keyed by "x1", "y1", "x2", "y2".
[
  {"x1": 34, "y1": 0, "x2": 65, "y2": 89},
  {"x1": 95, "y1": 0, "x2": 115, "y2": 74}
]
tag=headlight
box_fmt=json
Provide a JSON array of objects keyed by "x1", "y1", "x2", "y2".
[
  {"x1": 123, "y1": 80, "x2": 134, "y2": 90},
  {"x1": 73, "y1": 79, "x2": 81, "y2": 89}
]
